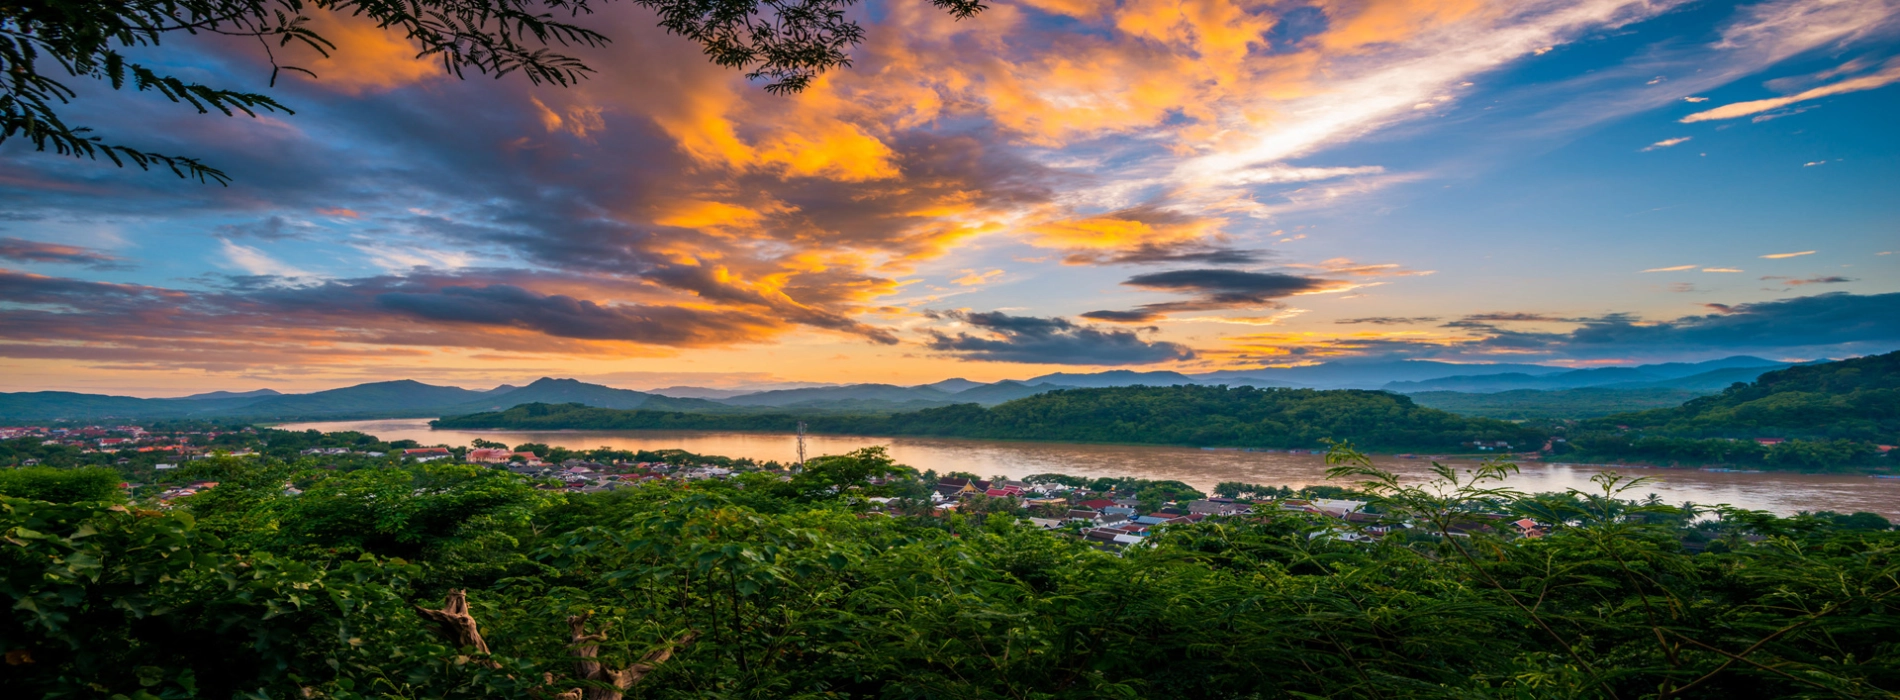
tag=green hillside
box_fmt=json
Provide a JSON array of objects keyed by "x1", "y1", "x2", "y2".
[
  {"x1": 436, "y1": 385, "x2": 1543, "y2": 450},
  {"x1": 1409, "y1": 387, "x2": 1713, "y2": 419},
  {"x1": 1588, "y1": 350, "x2": 1899, "y2": 442},
  {"x1": 1561, "y1": 351, "x2": 1899, "y2": 470}
]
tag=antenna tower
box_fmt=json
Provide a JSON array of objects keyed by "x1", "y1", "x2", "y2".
[{"x1": 796, "y1": 421, "x2": 807, "y2": 468}]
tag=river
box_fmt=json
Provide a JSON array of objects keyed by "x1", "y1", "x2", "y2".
[{"x1": 279, "y1": 419, "x2": 1900, "y2": 518}]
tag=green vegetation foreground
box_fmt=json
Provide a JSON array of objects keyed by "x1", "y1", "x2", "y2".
[
  {"x1": 3, "y1": 440, "x2": 1898, "y2": 698},
  {"x1": 435, "y1": 384, "x2": 1544, "y2": 451}
]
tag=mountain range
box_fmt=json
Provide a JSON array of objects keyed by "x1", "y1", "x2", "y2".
[{"x1": 0, "y1": 356, "x2": 1808, "y2": 422}]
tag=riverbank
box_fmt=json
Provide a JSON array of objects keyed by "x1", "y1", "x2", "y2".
[{"x1": 280, "y1": 419, "x2": 1900, "y2": 517}]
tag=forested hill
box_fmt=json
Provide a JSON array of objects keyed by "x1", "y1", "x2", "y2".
[
  {"x1": 434, "y1": 385, "x2": 1543, "y2": 450},
  {"x1": 1586, "y1": 349, "x2": 1900, "y2": 442}
]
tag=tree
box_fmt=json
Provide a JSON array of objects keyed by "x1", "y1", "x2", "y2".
[
  {"x1": 782, "y1": 445, "x2": 912, "y2": 500},
  {"x1": 2, "y1": 0, "x2": 986, "y2": 183}
]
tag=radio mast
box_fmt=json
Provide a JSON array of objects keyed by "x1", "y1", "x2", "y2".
[{"x1": 796, "y1": 421, "x2": 807, "y2": 469}]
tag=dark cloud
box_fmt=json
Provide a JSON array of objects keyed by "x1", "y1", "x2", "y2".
[
  {"x1": 1442, "y1": 311, "x2": 1635, "y2": 331},
  {"x1": 1458, "y1": 312, "x2": 1570, "y2": 322},
  {"x1": 1063, "y1": 241, "x2": 1267, "y2": 266},
  {"x1": 1084, "y1": 269, "x2": 1345, "y2": 322},
  {"x1": 216, "y1": 216, "x2": 319, "y2": 241},
  {"x1": 1213, "y1": 293, "x2": 1900, "y2": 364},
  {"x1": 0, "y1": 238, "x2": 132, "y2": 270},
  {"x1": 1335, "y1": 316, "x2": 1441, "y2": 325},
  {"x1": 1547, "y1": 293, "x2": 1898, "y2": 354},
  {"x1": 1761, "y1": 275, "x2": 1855, "y2": 286},
  {"x1": 923, "y1": 310, "x2": 1194, "y2": 365},
  {"x1": 0, "y1": 267, "x2": 894, "y2": 374},
  {"x1": 374, "y1": 284, "x2": 773, "y2": 345}
]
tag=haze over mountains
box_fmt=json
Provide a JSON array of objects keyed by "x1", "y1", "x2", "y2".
[{"x1": 0, "y1": 356, "x2": 1810, "y2": 423}]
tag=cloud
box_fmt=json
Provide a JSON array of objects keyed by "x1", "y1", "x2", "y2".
[
  {"x1": 1682, "y1": 58, "x2": 1900, "y2": 122},
  {"x1": 1215, "y1": 292, "x2": 1900, "y2": 363},
  {"x1": 1641, "y1": 136, "x2": 1693, "y2": 151},
  {"x1": 1335, "y1": 316, "x2": 1441, "y2": 325},
  {"x1": 216, "y1": 216, "x2": 321, "y2": 241},
  {"x1": 1702, "y1": 267, "x2": 1744, "y2": 273},
  {"x1": 219, "y1": 239, "x2": 314, "y2": 278},
  {"x1": 0, "y1": 267, "x2": 896, "y2": 375},
  {"x1": 1762, "y1": 275, "x2": 1854, "y2": 285},
  {"x1": 1083, "y1": 268, "x2": 1354, "y2": 323},
  {"x1": 0, "y1": 238, "x2": 130, "y2": 270},
  {"x1": 373, "y1": 284, "x2": 776, "y2": 344},
  {"x1": 1761, "y1": 250, "x2": 1816, "y2": 258},
  {"x1": 1061, "y1": 241, "x2": 1267, "y2": 266},
  {"x1": 1, "y1": 0, "x2": 1893, "y2": 384},
  {"x1": 1029, "y1": 204, "x2": 1224, "y2": 253},
  {"x1": 951, "y1": 269, "x2": 1004, "y2": 286},
  {"x1": 1520, "y1": 292, "x2": 1900, "y2": 357},
  {"x1": 1642, "y1": 264, "x2": 1698, "y2": 272},
  {"x1": 1684, "y1": 96, "x2": 1709, "y2": 102},
  {"x1": 923, "y1": 310, "x2": 1194, "y2": 365}
]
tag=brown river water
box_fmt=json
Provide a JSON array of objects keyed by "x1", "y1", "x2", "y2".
[{"x1": 280, "y1": 419, "x2": 1900, "y2": 518}]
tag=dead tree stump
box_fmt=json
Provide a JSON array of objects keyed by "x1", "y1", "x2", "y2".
[
  {"x1": 564, "y1": 613, "x2": 697, "y2": 700},
  {"x1": 415, "y1": 589, "x2": 500, "y2": 668}
]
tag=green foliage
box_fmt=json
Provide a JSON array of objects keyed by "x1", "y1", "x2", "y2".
[
  {"x1": 437, "y1": 384, "x2": 1546, "y2": 450},
  {"x1": 781, "y1": 445, "x2": 913, "y2": 501},
  {"x1": 4, "y1": 432, "x2": 1899, "y2": 698},
  {"x1": 1409, "y1": 387, "x2": 1714, "y2": 419},
  {"x1": 0, "y1": 466, "x2": 124, "y2": 503}
]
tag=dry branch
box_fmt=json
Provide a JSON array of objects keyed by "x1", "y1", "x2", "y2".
[
  {"x1": 414, "y1": 589, "x2": 500, "y2": 668},
  {"x1": 563, "y1": 613, "x2": 697, "y2": 700}
]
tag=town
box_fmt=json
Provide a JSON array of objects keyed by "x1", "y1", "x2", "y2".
[{"x1": 2, "y1": 422, "x2": 1588, "y2": 550}]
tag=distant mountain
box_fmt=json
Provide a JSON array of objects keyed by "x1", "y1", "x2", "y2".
[
  {"x1": 720, "y1": 383, "x2": 955, "y2": 407},
  {"x1": 1197, "y1": 360, "x2": 1566, "y2": 390},
  {"x1": 1024, "y1": 370, "x2": 1198, "y2": 388},
  {"x1": 1606, "y1": 355, "x2": 1787, "y2": 380},
  {"x1": 645, "y1": 386, "x2": 756, "y2": 400},
  {"x1": 950, "y1": 380, "x2": 1079, "y2": 405},
  {"x1": 482, "y1": 384, "x2": 520, "y2": 395},
  {"x1": 0, "y1": 392, "x2": 246, "y2": 421},
  {"x1": 232, "y1": 380, "x2": 493, "y2": 418},
  {"x1": 1385, "y1": 357, "x2": 1792, "y2": 393},
  {"x1": 444, "y1": 378, "x2": 725, "y2": 414},
  {"x1": 918, "y1": 378, "x2": 985, "y2": 393},
  {"x1": 1600, "y1": 366, "x2": 1792, "y2": 392},
  {"x1": 172, "y1": 389, "x2": 280, "y2": 401}
]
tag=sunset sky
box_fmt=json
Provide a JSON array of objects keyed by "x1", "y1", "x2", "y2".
[{"x1": 3, "y1": 0, "x2": 1897, "y2": 396}]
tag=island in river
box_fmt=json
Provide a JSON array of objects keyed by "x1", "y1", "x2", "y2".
[
  {"x1": 432, "y1": 376, "x2": 1898, "y2": 473},
  {"x1": 432, "y1": 385, "x2": 1546, "y2": 452}
]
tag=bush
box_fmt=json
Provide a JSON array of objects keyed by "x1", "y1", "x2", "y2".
[{"x1": 0, "y1": 467, "x2": 124, "y2": 503}]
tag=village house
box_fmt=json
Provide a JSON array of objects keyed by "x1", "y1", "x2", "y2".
[
  {"x1": 466, "y1": 448, "x2": 514, "y2": 463},
  {"x1": 1187, "y1": 499, "x2": 1251, "y2": 516},
  {"x1": 402, "y1": 447, "x2": 453, "y2": 462}
]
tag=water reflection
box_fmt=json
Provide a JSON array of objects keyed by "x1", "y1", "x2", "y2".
[{"x1": 279, "y1": 419, "x2": 1900, "y2": 517}]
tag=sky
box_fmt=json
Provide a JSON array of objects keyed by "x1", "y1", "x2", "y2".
[{"x1": 2, "y1": 0, "x2": 1898, "y2": 396}]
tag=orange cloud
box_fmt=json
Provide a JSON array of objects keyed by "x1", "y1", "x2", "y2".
[
  {"x1": 952, "y1": 269, "x2": 1004, "y2": 286},
  {"x1": 283, "y1": 10, "x2": 438, "y2": 95},
  {"x1": 1027, "y1": 206, "x2": 1224, "y2": 250},
  {"x1": 1315, "y1": 0, "x2": 1486, "y2": 52}
]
